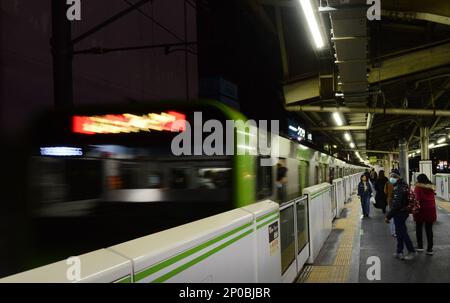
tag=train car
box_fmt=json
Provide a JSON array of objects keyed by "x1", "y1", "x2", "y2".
[{"x1": 23, "y1": 99, "x2": 364, "y2": 269}]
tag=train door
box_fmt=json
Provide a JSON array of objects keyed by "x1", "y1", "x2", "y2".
[
  {"x1": 298, "y1": 160, "x2": 309, "y2": 194},
  {"x1": 314, "y1": 165, "x2": 319, "y2": 185}
]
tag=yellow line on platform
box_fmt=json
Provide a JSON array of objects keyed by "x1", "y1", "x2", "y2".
[
  {"x1": 437, "y1": 199, "x2": 450, "y2": 213},
  {"x1": 303, "y1": 194, "x2": 361, "y2": 283}
]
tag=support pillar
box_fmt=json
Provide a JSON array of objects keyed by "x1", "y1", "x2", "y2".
[
  {"x1": 399, "y1": 138, "x2": 409, "y2": 184},
  {"x1": 419, "y1": 127, "x2": 433, "y2": 181}
]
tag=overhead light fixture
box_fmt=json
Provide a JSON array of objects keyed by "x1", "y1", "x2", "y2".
[
  {"x1": 299, "y1": 0, "x2": 325, "y2": 49},
  {"x1": 430, "y1": 143, "x2": 449, "y2": 150},
  {"x1": 344, "y1": 132, "x2": 351, "y2": 142},
  {"x1": 429, "y1": 143, "x2": 435, "y2": 148},
  {"x1": 332, "y1": 112, "x2": 343, "y2": 126},
  {"x1": 438, "y1": 137, "x2": 446, "y2": 144},
  {"x1": 350, "y1": 142, "x2": 355, "y2": 148}
]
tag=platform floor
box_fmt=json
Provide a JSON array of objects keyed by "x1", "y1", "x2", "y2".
[{"x1": 298, "y1": 194, "x2": 450, "y2": 283}]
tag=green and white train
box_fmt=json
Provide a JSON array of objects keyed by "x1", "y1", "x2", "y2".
[{"x1": 22, "y1": 99, "x2": 365, "y2": 272}]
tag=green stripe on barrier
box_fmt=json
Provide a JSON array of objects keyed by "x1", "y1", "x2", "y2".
[
  {"x1": 257, "y1": 215, "x2": 279, "y2": 230},
  {"x1": 151, "y1": 229, "x2": 253, "y2": 283},
  {"x1": 134, "y1": 222, "x2": 252, "y2": 282},
  {"x1": 256, "y1": 210, "x2": 279, "y2": 222},
  {"x1": 117, "y1": 276, "x2": 132, "y2": 283}
]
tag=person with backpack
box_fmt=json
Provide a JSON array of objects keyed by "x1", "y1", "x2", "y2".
[
  {"x1": 384, "y1": 169, "x2": 417, "y2": 260},
  {"x1": 413, "y1": 174, "x2": 437, "y2": 255}
]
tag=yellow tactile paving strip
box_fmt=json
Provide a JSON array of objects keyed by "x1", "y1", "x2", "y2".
[
  {"x1": 303, "y1": 194, "x2": 360, "y2": 283},
  {"x1": 437, "y1": 199, "x2": 450, "y2": 213}
]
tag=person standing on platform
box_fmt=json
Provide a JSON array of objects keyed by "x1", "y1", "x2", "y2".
[
  {"x1": 375, "y1": 170, "x2": 388, "y2": 213},
  {"x1": 276, "y1": 160, "x2": 288, "y2": 203},
  {"x1": 384, "y1": 178, "x2": 396, "y2": 237},
  {"x1": 358, "y1": 174, "x2": 372, "y2": 217},
  {"x1": 385, "y1": 169, "x2": 416, "y2": 260},
  {"x1": 413, "y1": 174, "x2": 437, "y2": 255}
]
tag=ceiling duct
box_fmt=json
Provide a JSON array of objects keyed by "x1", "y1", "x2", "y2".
[{"x1": 320, "y1": 0, "x2": 370, "y2": 157}]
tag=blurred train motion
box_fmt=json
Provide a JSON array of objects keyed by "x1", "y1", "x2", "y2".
[{"x1": 23, "y1": 100, "x2": 364, "y2": 270}]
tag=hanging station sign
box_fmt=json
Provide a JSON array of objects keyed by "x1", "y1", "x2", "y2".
[
  {"x1": 72, "y1": 111, "x2": 186, "y2": 135},
  {"x1": 288, "y1": 119, "x2": 311, "y2": 143}
]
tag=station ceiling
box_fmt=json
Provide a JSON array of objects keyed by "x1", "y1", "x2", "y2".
[{"x1": 251, "y1": 0, "x2": 450, "y2": 163}]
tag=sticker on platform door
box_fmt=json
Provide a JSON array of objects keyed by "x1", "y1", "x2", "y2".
[{"x1": 268, "y1": 222, "x2": 279, "y2": 256}]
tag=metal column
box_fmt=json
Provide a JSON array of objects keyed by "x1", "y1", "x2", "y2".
[
  {"x1": 399, "y1": 138, "x2": 409, "y2": 184},
  {"x1": 419, "y1": 127, "x2": 433, "y2": 181},
  {"x1": 420, "y1": 127, "x2": 430, "y2": 160}
]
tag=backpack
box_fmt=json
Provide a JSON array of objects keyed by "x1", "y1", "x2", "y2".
[{"x1": 406, "y1": 186, "x2": 421, "y2": 215}]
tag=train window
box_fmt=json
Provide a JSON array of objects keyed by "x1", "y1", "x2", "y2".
[
  {"x1": 195, "y1": 168, "x2": 231, "y2": 189},
  {"x1": 65, "y1": 159, "x2": 103, "y2": 200},
  {"x1": 171, "y1": 168, "x2": 189, "y2": 189},
  {"x1": 32, "y1": 158, "x2": 102, "y2": 203},
  {"x1": 120, "y1": 162, "x2": 163, "y2": 189},
  {"x1": 257, "y1": 157, "x2": 273, "y2": 200}
]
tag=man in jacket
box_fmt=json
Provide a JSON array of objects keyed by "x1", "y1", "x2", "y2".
[{"x1": 385, "y1": 169, "x2": 416, "y2": 260}]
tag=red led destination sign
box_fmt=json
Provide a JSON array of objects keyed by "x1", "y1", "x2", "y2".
[{"x1": 73, "y1": 111, "x2": 186, "y2": 135}]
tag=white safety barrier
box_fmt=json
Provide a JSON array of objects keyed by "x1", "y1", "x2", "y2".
[
  {"x1": 343, "y1": 176, "x2": 351, "y2": 202},
  {"x1": 303, "y1": 183, "x2": 332, "y2": 263},
  {"x1": 279, "y1": 196, "x2": 309, "y2": 283},
  {"x1": 0, "y1": 249, "x2": 132, "y2": 283},
  {"x1": 333, "y1": 178, "x2": 345, "y2": 218},
  {"x1": 1, "y1": 201, "x2": 281, "y2": 283},
  {"x1": 436, "y1": 173, "x2": 450, "y2": 201}
]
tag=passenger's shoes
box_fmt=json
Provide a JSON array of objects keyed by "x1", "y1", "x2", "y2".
[
  {"x1": 404, "y1": 252, "x2": 417, "y2": 260},
  {"x1": 426, "y1": 250, "x2": 434, "y2": 256},
  {"x1": 416, "y1": 248, "x2": 424, "y2": 253},
  {"x1": 393, "y1": 253, "x2": 405, "y2": 260}
]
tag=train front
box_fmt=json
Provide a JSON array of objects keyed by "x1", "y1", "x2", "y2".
[{"x1": 25, "y1": 103, "x2": 237, "y2": 268}]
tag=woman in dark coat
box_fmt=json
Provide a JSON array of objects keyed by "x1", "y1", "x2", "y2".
[
  {"x1": 413, "y1": 174, "x2": 437, "y2": 255},
  {"x1": 375, "y1": 170, "x2": 388, "y2": 213},
  {"x1": 358, "y1": 174, "x2": 372, "y2": 217}
]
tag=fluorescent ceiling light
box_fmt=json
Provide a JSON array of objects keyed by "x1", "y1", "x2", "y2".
[
  {"x1": 299, "y1": 0, "x2": 325, "y2": 48},
  {"x1": 332, "y1": 112, "x2": 343, "y2": 126},
  {"x1": 430, "y1": 143, "x2": 449, "y2": 150},
  {"x1": 437, "y1": 137, "x2": 446, "y2": 144},
  {"x1": 350, "y1": 142, "x2": 355, "y2": 148},
  {"x1": 344, "y1": 132, "x2": 351, "y2": 142},
  {"x1": 429, "y1": 143, "x2": 435, "y2": 148}
]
